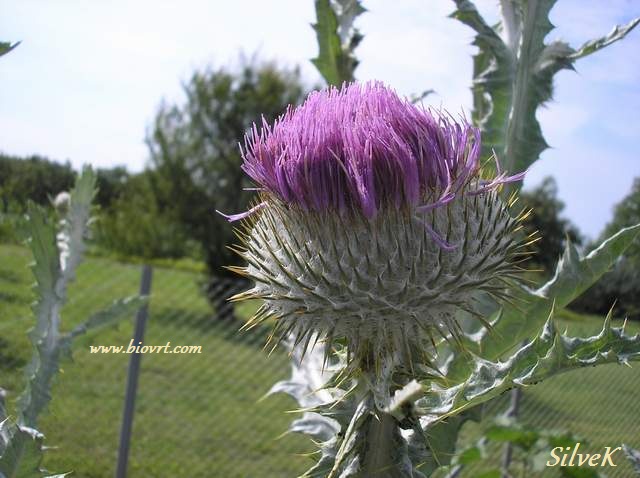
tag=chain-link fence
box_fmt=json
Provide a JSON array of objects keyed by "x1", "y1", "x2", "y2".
[{"x1": 1, "y1": 243, "x2": 638, "y2": 477}]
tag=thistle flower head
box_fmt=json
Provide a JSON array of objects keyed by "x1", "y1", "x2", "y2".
[
  {"x1": 226, "y1": 82, "x2": 528, "y2": 375},
  {"x1": 240, "y1": 81, "x2": 482, "y2": 222}
]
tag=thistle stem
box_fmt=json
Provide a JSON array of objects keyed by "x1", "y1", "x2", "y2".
[{"x1": 361, "y1": 411, "x2": 403, "y2": 477}]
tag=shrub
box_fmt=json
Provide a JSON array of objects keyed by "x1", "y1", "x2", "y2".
[
  {"x1": 0, "y1": 154, "x2": 74, "y2": 211},
  {"x1": 94, "y1": 173, "x2": 200, "y2": 260},
  {"x1": 570, "y1": 257, "x2": 640, "y2": 320}
]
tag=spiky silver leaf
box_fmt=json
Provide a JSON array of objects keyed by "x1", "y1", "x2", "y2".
[
  {"x1": 2, "y1": 168, "x2": 135, "y2": 477},
  {"x1": 451, "y1": 0, "x2": 639, "y2": 177},
  {"x1": 268, "y1": 337, "x2": 342, "y2": 443},
  {"x1": 412, "y1": 311, "x2": 640, "y2": 428},
  {"x1": 311, "y1": 0, "x2": 365, "y2": 86}
]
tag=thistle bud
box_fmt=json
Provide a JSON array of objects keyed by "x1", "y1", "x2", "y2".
[{"x1": 224, "y1": 82, "x2": 527, "y2": 374}]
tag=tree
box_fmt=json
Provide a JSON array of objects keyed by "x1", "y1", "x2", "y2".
[
  {"x1": 94, "y1": 171, "x2": 199, "y2": 260},
  {"x1": 518, "y1": 177, "x2": 582, "y2": 275},
  {"x1": 0, "y1": 154, "x2": 74, "y2": 212},
  {"x1": 570, "y1": 177, "x2": 640, "y2": 320},
  {"x1": 146, "y1": 59, "x2": 308, "y2": 317},
  {"x1": 601, "y1": 177, "x2": 640, "y2": 265},
  {"x1": 95, "y1": 166, "x2": 130, "y2": 210}
]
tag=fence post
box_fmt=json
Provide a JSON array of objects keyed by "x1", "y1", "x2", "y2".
[
  {"x1": 501, "y1": 381, "x2": 522, "y2": 477},
  {"x1": 116, "y1": 264, "x2": 153, "y2": 478}
]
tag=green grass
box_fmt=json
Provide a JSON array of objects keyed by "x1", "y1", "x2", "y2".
[
  {"x1": 1, "y1": 243, "x2": 639, "y2": 477},
  {"x1": 0, "y1": 244, "x2": 313, "y2": 477}
]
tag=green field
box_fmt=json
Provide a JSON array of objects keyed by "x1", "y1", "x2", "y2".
[{"x1": 1, "y1": 243, "x2": 639, "y2": 477}]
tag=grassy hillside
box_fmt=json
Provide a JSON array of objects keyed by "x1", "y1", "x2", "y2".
[{"x1": 1, "y1": 243, "x2": 638, "y2": 477}]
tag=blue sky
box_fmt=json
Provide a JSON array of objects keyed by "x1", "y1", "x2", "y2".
[{"x1": 0, "y1": 0, "x2": 638, "y2": 239}]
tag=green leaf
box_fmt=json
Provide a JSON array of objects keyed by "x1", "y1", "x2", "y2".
[
  {"x1": 0, "y1": 42, "x2": 19, "y2": 58},
  {"x1": 57, "y1": 296, "x2": 147, "y2": 361},
  {"x1": 24, "y1": 204, "x2": 60, "y2": 344},
  {"x1": 475, "y1": 471, "x2": 501, "y2": 478},
  {"x1": 455, "y1": 445, "x2": 482, "y2": 465},
  {"x1": 0, "y1": 424, "x2": 44, "y2": 478},
  {"x1": 560, "y1": 467, "x2": 602, "y2": 478},
  {"x1": 66, "y1": 296, "x2": 146, "y2": 342},
  {"x1": 18, "y1": 204, "x2": 63, "y2": 428},
  {"x1": 4, "y1": 167, "x2": 111, "y2": 477},
  {"x1": 58, "y1": 166, "x2": 96, "y2": 284},
  {"x1": 311, "y1": 0, "x2": 364, "y2": 86},
  {"x1": 484, "y1": 424, "x2": 539, "y2": 450},
  {"x1": 417, "y1": 407, "x2": 483, "y2": 475},
  {"x1": 417, "y1": 310, "x2": 640, "y2": 427},
  {"x1": 570, "y1": 18, "x2": 640, "y2": 60},
  {"x1": 450, "y1": 0, "x2": 640, "y2": 177},
  {"x1": 546, "y1": 431, "x2": 585, "y2": 450},
  {"x1": 539, "y1": 223, "x2": 640, "y2": 303},
  {"x1": 0, "y1": 421, "x2": 69, "y2": 478},
  {"x1": 18, "y1": 168, "x2": 98, "y2": 428}
]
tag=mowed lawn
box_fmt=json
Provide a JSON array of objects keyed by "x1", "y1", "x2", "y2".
[{"x1": 1, "y1": 243, "x2": 639, "y2": 477}]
